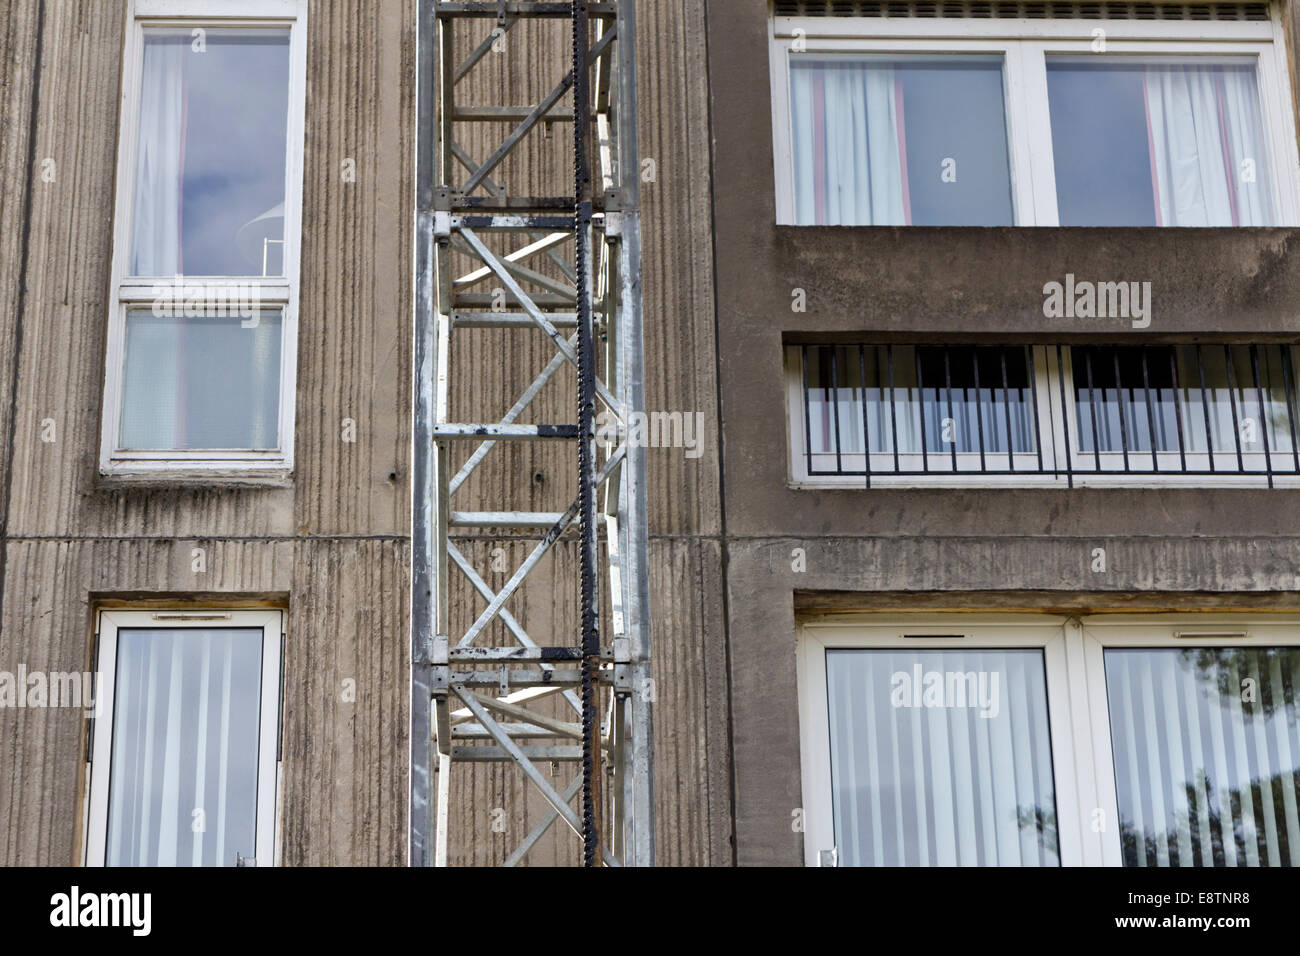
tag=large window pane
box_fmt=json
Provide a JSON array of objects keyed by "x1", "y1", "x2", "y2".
[
  {"x1": 1105, "y1": 648, "x2": 1300, "y2": 866},
  {"x1": 1047, "y1": 58, "x2": 1274, "y2": 226},
  {"x1": 825, "y1": 649, "x2": 1059, "y2": 865},
  {"x1": 790, "y1": 56, "x2": 1014, "y2": 226},
  {"x1": 119, "y1": 308, "x2": 283, "y2": 451},
  {"x1": 130, "y1": 29, "x2": 291, "y2": 276},
  {"x1": 107, "y1": 628, "x2": 264, "y2": 867}
]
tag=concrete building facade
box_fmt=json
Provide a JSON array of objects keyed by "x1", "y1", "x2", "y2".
[{"x1": 2, "y1": 0, "x2": 1299, "y2": 867}]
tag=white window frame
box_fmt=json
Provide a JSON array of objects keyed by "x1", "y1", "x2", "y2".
[
  {"x1": 797, "y1": 614, "x2": 1088, "y2": 866},
  {"x1": 85, "y1": 608, "x2": 284, "y2": 867},
  {"x1": 784, "y1": 343, "x2": 1061, "y2": 488},
  {"x1": 100, "y1": 0, "x2": 308, "y2": 480},
  {"x1": 770, "y1": 13, "x2": 1300, "y2": 226},
  {"x1": 798, "y1": 612, "x2": 1300, "y2": 867},
  {"x1": 785, "y1": 344, "x2": 1300, "y2": 488},
  {"x1": 1078, "y1": 613, "x2": 1300, "y2": 867}
]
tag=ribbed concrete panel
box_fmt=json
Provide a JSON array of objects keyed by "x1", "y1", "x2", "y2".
[
  {"x1": 1, "y1": 0, "x2": 299, "y2": 541},
  {"x1": 638, "y1": 0, "x2": 722, "y2": 539},
  {"x1": 293, "y1": 0, "x2": 412, "y2": 538},
  {"x1": 648, "y1": 536, "x2": 731, "y2": 866},
  {"x1": 5, "y1": 0, "x2": 413, "y2": 541},
  {"x1": 0, "y1": 535, "x2": 408, "y2": 867},
  {"x1": 0, "y1": 0, "x2": 40, "y2": 506},
  {"x1": 0, "y1": 537, "x2": 295, "y2": 866},
  {"x1": 3, "y1": 0, "x2": 137, "y2": 541},
  {"x1": 278, "y1": 538, "x2": 409, "y2": 867},
  {"x1": 0, "y1": 0, "x2": 417, "y2": 868}
]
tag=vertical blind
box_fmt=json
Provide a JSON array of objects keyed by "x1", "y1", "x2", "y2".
[
  {"x1": 1106, "y1": 648, "x2": 1300, "y2": 867},
  {"x1": 825, "y1": 649, "x2": 1059, "y2": 865},
  {"x1": 107, "y1": 627, "x2": 264, "y2": 867}
]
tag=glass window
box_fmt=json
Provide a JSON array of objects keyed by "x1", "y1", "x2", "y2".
[
  {"x1": 105, "y1": 627, "x2": 266, "y2": 867},
  {"x1": 119, "y1": 308, "x2": 283, "y2": 451},
  {"x1": 1105, "y1": 647, "x2": 1300, "y2": 866},
  {"x1": 130, "y1": 29, "x2": 291, "y2": 277},
  {"x1": 789, "y1": 56, "x2": 1015, "y2": 226},
  {"x1": 825, "y1": 648, "x2": 1060, "y2": 865},
  {"x1": 1047, "y1": 58, "x2": 1274, "y2": 227},
  {"x1": 104, "y1": 8, "x2": 303, "y2": 474}
]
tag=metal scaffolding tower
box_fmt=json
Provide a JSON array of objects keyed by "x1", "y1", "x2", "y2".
[{"x1": 411, "y1": 0, "x2": 653, "y2": 866}]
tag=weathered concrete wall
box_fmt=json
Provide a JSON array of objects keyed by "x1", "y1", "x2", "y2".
[
  {"x1": 707, "y1": 0, "x2": 1300, "y2": 865},
  {"x1": 0, "y1": 0, "x2": 731, "y2": 868},
  {"x1": 0, "y1": 0, "x2": 413, "y2": 866}
]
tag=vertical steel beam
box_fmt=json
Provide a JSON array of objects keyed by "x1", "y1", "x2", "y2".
[
  {"x1": 410, "y1": 0, "x2": 438, "y2": 868},
  {"x1": 613, "y1": 0, "x2": 654, "y2": 868}
]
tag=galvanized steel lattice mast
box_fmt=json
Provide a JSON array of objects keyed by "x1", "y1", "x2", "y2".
[{"x1": 412, "y1": 0, "x2": 653, "y2": 867}]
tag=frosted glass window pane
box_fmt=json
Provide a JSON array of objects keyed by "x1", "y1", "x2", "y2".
[{"x1": 119, "y1": 308, "x2": 282, "y2": 451}]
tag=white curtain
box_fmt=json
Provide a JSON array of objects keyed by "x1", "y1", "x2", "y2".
[
  {"x1": 1144, "y1": 66, "x2": 1273, "y2": 227},
  {"x1": 826, "y1": 649, "x2": 1059, "y2": 866},
  {"x1": 791, "y1": 62, "x2": 907, "y2": 225},
  {"x1": 106, "y1": 628, "x2": 263, "y2": 867},
  {"x1": 808, "y1": 347, "x2": 1037, "y2": 468},
  {"x1": 807, "y1": 347, "x2": 923, "y2": 466},
  {"x1": 130, "y1": 38, "x2": 186, "y2": 275},
  {"x1": 1107, "y1": 648, "x2": 1300, "y2": 867},
  {"x1": 1174, "y1": 345, "x2": 1297, "y2": 456},
  {"x1": 124, "y1": 38, "x2": 186, "y2": 451}
]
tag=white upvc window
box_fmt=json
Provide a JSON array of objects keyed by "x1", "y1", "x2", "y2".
[
  {"x1": 786, "y1": 342, "x2": 1300, "y2": 487},
  {"x1": 86, "y1": 609, "x2": 284, "y2": 867},
  {"x1": 101, "y1": 0, "x2": 307, "y2": 479},
  {"x1": 798, "y1": 613, "x2": 1300, "y2": 867},
  {"x1": 770, "y1": 12, "x2": 1300, "y2": 226}
]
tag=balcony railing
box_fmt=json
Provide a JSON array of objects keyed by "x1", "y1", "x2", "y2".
[{"x1": 794, "y1": 342, "x2": 1300, "y2": 486}]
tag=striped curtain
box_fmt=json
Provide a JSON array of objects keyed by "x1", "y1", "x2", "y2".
[
  {"x1": 825, "y1": 649, "x2": 1059, "y2": 866},
  {"x1": 1106, "y1": 648, "x2": 1300, "y2": 867},
  {"x1": 106, "y1": 627, "x2": 264, "y2": 867}
]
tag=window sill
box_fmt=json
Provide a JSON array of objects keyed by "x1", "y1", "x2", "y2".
[{"x1": 98, "y1": 462, "x2": 293, "y2": 488}]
